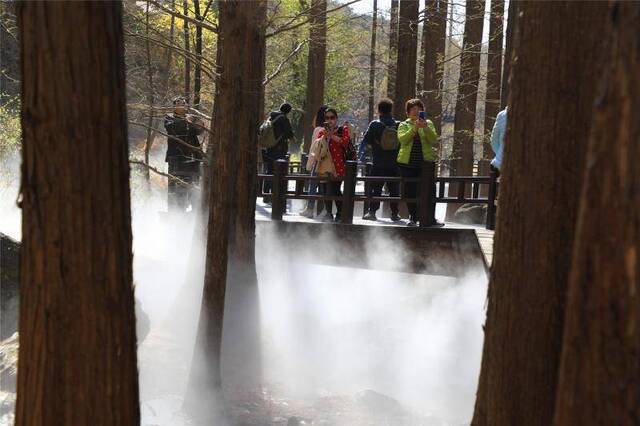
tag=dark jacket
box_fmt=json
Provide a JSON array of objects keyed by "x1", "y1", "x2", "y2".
[
  {"x1": 164, "y1": 114, "x2": 204, "y2": 163},
  {"x1": 358, "y1": 114, "x2": 399, "y2": 168},
  {"x1": 264, "y1": 111, "x2": 294, "y2": 160}
]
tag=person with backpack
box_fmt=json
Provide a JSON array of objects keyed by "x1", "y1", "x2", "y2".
[
  {"x1": 397, "y1": 98, "x2": 443, "y2": 227},
  {"x1": 358, "y1": 98, "x2": 401, "y2": 222},
  {"x1": 300, "y1": 105, "x2": 329, "y2": 218},
  {"x1": 259, "y1": 102, "x2": 295, "y2": 203},
  {"x1": 164, "y1": 96, "x2": 205, "y2": 212}
]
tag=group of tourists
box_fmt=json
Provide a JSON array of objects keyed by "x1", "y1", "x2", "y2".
[{"x1": 259, "y1": 97, "x2": 443, "y2": 227}]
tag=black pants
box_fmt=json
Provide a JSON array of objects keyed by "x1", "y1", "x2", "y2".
[
  {"x1": 168, "y1": 159, "x2": 199, "y2": 212},
  {"x1": 262, "y1": 156, "x2": 274, "y2": 198},
  {"x1": 368, "y1": 165, "x2": 399, "y2": 214},
  {"x1": 398, "y1": 165, "x2": 436, "y2": 223},
  {"x1": 322, "y1": 181, "x2": 342, "y2": 215}
]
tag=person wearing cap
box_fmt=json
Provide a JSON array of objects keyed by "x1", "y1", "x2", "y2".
[
  {"x1": 164, "y1": 96, "x2": 204, "y2": 212},
  {"x1": 262, "y1": 103, "x2": 295, "y2": 203}
]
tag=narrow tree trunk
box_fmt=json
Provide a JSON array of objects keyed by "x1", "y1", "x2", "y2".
[
  {"x1": 386, "y1": 0, "x2": 399, "y2": 98},
  {"x1": 500, "y1": 0, "x2": 517, "y2": 109},
  {"x1": 185, "y1": 1, "x2": 266, "y2": 421},
  {"x1": 15, "y1": 2, "x2": 139, "y2": 425},
  {"x1": 302, "y1": 0, "x2": 327, "y2": 152},
  {"x1": 193, "y1": 0, "x2": 203, "y2": 109},
  {"x1": 482, "y1": 0, "x2": 504, "y2": 162},
  {"x1": 447, "y1": 0, "x2": 484, "y2": 219},
  {"x1": 422, "y1": 0, "x2": 447, "y2": 136},
  {"x1": 183, "y1": 0, "x2": 191, "y2": 100},
  {"x1": 470, "y1": 3, "x2": 609, "y2": 425},
  {"x1": 367, "y1": 0, "x2": 378, "y2": 123},
  {"x1": 163, "y1": 0, "x2": 176, "y2": 102},
  {"x1": 144, "y1": 0, "x2": 155, "y2": 180},
  {"x1": 392, "y1": 0, "x2": 419, "y2": 119},
  {"x1": 554, "y1": 3, "x2": 640, "y2": 424}
]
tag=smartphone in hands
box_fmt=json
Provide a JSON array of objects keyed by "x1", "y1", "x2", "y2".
[{"x1": 418, "y1": 111, "x2": 426, "y2": 120}]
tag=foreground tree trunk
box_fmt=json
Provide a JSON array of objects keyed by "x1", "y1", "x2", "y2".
[
  {"x1": 554, "y1": 3, "x2": 640, "y2": 424},
  {"x1": 15, "y1": 2, "x2": 139, "y2": 425},
  {"x1": 386, "y1": 0, "x2": 399, "y2": 98},
  {"x1": 302, "y1": 0, "x2": 327, "y2": 152},
  {"x1": 447, "y1": 0, "x2": 484, "y2": 219},
  {"x1": 422, "y1": 0, "x2": 447, "y2": 136},
  {"x1": 367, "y1": 0, "x2": 377, "y2": 123},
  {"x1": 482, "y1": 0, "x2": 504, "y2": 163},
  {"x1": 185, "y1": 1, "x2": 266, "y2": 421},
  {"x1": 392, "y1": 0, "x2": 419, "y2": 118},
  {"x1": 471, "y1": 2, "x2": 609, "y2": 425},
  {"x1": 500, "y1": 0, "x2": 517, "y2": 109}
]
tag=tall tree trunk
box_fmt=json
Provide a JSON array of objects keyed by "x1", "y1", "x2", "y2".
[
  {"x1": 392, "y1": 0, "x2": 419, "y2": 119},
  {"x1": 161, "y1": 0, "x2": 176, "y2": 103},
  {"x1": 447, "y1": 0, "x2": 484, "y2": 219},
  {"x1": 367, "y1": 0, "x2": 378, "y2": 123},
  {"x1": 554, "y1": 3, "x2": 640, "y2": 424},
  {"x1": 15, "y1": 2, "x2": 139, "y2": 425},
  {"x1": 144, "y1": 0, "x2": 155, "y2": 180},
  {"x1": 193, "y1": 0, "x2": 203, "y2": 109},
  {"x1": 470, "y1": 3, "x2": 609, "y2": 425},
  {"x1": 482, "y1": 0, "x2": 504, "y2": 163},
  {"x1": 422, "y1": 0, "x2": 447, "y2": 136},
  {"x1": 185, "y1": 0, "x2": 266, "y2": 421},
  {"x1": 302, "y1": 0, "x2": 327, "y2": 152},
  {"x1": 500, "y1": 0, "x2": 517, "y2": 109},
  {"x1": 183, "y1": 0, "x2": 191, "y2": 100},
  {"x1": 386, "y1": 0, "x2": 399, "y2": 98}
]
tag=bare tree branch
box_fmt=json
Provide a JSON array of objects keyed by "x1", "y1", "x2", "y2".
[
  {"x1": 267, "y1": 0, "x2": 362, "y2": 38},
  {"x1": 263, "y1": 40, "x2": 308, "y2": 85},
  {"x1": 147, "y1": 0, "x2": 218, "y2": 33}
]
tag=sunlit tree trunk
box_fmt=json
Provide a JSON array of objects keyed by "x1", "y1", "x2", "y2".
[
  {"x1": 185, "y1": 0, "x2": 266, "y2": 421},
  {"x1": 386, "y1": 0, "x2": 399, "y2": 98},
  {"x1": 554, "y1": 3, "x2": 640, "y2": 424},
  {"x1": 15, "y1": 2, "x2": 139, "y2": 425},
  {"x1": 471, "y1": 2, "x2": 609, "y2": 425},
  {"x1": 422, "y1": 0, "x2": 447, "y2": 136},
  {"x1": 193, "y1": 0, "x2": 203, "y2": 109},
  {"x1": 144, "y1": 0, "x2": 155, "y2": 180},
  {"x1": 392, "y1": 0, "x2": 418, "y2": 119},
  {"x1": 367, "y1": 0, "x2": 377, "y2": 123},
  {"x1": 183, "y1": 0, "x2": 191, "y2": 99},
  {"x1": 302, "y1": 0, "x2": 327, "y2": 152},
  {"x1": 482, "y1": 0, "x2": 503, "y2": 164},
  {"x1": 500, "y1": 0, "x2": 517, "y2": 109}
]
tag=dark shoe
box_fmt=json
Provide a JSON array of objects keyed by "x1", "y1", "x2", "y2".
[
  {"x1": 428, "y1": 219, "x2": 445, "y2": 228},
  {"x1": 407, "y1": 220, "x2": 418, "y2": 227},
  {"x1": 390, "y1": 212, "x2": 401, "y2": 222},
  {"x1": 334, "y1": 213, "x2": 342, "y2": 222},
  {"x1": 319, "y1": 212, "x2": 334, "y2": 222},
  {"x1": 362, "y1": 212, "x2": 377, "y2": 221}
]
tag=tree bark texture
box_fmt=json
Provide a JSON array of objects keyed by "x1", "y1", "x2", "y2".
[
  {"x1": 451, "y1": 0, "x2": 484, "y2": 176},
  {"x1": 193, "y1": 0, "x2": 203, "y2": 109},
  {"x1": 367, "y1": 0, "x2": 378, "y2": 123},
  {"x1": 554, "y1": 3, "x2": 640, "y2": 425},
  {"x1": 186, "y1": 0, "x2": 266, "y2": 418},
  {"x1": 15, "y1": 2, "x2": 139, "y2": 425},
  {"x1": 183, "y1": 0, "x2": 191, "y2": 99},
  {"x1": 483, "y1": 0, "x2": 504, "y2": 160},
  {"x1": 386, "y1": 0, "x2": 399, "y2": 99},
  {"x1": 302, "y1": 0, "x2": 327, "y2": 152},
  {"x1": 500, "y1": 0, "x2": 517, "y2": 109},
  {"x1": 392, "y1": 0, "x2": 419, "y2": 119},
  {"x1": 422, "y1": 0, "x2": 447, "y2": 136},
  {"x1": 471, "y1": 2, "x2": 609, "y2": 426}
]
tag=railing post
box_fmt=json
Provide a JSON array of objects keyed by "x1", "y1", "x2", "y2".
[
  {"x1": 295, "y1": 153, "x2": 307, "y2": 196},
  {"x1": 341, "y1": 161, "x2": 357, "y2": 224},
  {"x1": 486, "y1": 168, "x2": 498, "y2": 230},
  {"x1": 271, "y1": 159, "x2": 288, "y2": 220},
  {"x1": 418, "y1": 161, "x2": 435, "y2": 228},
  {"x1": 362, "y1": 161, "x2": 373, "y2": 218}
]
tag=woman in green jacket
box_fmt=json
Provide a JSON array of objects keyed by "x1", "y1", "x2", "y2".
[{"x1": 396, "y1": 98, "x2": 441, "y2": 227}]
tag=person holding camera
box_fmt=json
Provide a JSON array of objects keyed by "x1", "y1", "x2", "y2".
[
  {"x1": 313, "y1": 108, "x2": 350, "y2": 222},
  {"x1": 397, "y1": 98, "x2": 442, "y2": 227},
  {"x1": 164, "y1": 96, "x2": 204, "y2": 212}
]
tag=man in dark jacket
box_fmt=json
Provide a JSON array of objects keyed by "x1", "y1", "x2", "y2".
[
  {"x1": 358, "y1": 98, "x2": 401, "y2": 221},
  {"x1": 164, "y1": 96, "x2": 204, "y2": 212},
  {"x1": 262, "y1": 102, "x2": 295, "y2": 203}
]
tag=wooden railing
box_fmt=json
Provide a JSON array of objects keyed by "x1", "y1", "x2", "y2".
[{"x1": 257, "y1": 159, "x2": 499, "y2": 230}]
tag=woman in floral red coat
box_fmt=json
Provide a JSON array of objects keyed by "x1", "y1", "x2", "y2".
[{"x1": 315, "y1": 108, "x2": 350, "y2": 221}]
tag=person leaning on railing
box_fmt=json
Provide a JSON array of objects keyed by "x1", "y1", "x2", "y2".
[{"x1": 397, "y1": 98, "x2": 444, "y2": 227}]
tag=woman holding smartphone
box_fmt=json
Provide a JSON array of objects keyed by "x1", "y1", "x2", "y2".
[{"x1": 396, "y1": 98, "x2": 440, "y2": 227}]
